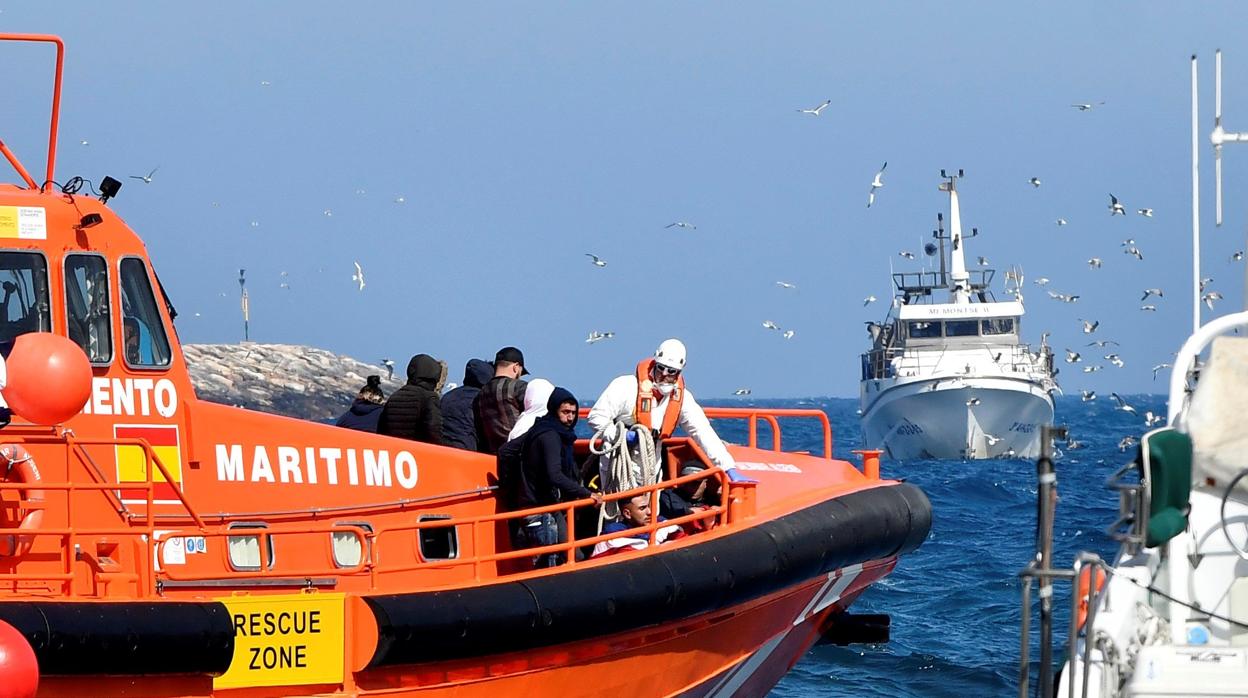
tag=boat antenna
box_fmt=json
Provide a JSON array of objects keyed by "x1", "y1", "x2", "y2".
[
  {"x1": 238, "y1": 268, "x2": 250, "y2": 343},
  {"x1": 1210, "y1": 49, "x2": 1248, "y2": 312},
  {"x1": 938, "y1": 170, "x2": 970, "y2": 304},
  {"x1": 935, "y1": 213, "x2": 947, "y2": 283}
]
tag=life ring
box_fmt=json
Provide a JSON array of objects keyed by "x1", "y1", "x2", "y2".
[
  {"x1": 0, "y1": 445, "x2": 44, "y2": 557},
  {"x1": 1075, "y1": 565, "x2": 1106, "y2": 629}
]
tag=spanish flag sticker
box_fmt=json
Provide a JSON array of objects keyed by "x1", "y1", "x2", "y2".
[{"x1": 114, "y1": 424, "x2": 183, "y2": 501}]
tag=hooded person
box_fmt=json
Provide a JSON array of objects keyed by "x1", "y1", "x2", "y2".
[
  {"x1": 507, "y1": 378, "x2": 555, "y2": 442},
  {"x1": 440, "y1": 359, "x2": 494, "y2": 450},
  {"x1": 377, "y1": 353, "x2": 447, "y2": 444},
  {"x1": 512, "y1": 387, "x2": 603, "y2": 567},
  {"x1": 334, "y1": 375, "x2": 386, "y2": 433}
]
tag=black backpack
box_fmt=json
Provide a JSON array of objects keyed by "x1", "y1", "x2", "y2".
[{"x1": 495, "y1": 434, "x2": 528, "y2": 508}]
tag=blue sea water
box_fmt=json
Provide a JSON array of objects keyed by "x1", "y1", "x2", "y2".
[{"x1": 702, "y1": 394, "x2": 1164, "y2": 698}]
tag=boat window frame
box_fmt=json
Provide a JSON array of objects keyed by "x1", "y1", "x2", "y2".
[
  {"x1": 981, "y1": 317, "x2": 1017, "y2": 336},
  {"x1": 416, "y1": 514, "x2": 459, "y2": 561},
  {"x1": 62, "y1": 251, "x2": 113, "y2": 366},
  {"x1": 0, "y1": 248, "x2": 53, "y2": 347},
  {"x1": 330, "y1": 521, "x2": 373, "y2": 569},
  {"x1": 906, "y1": 320, "x2": 942, "y2": 340},
  {"x1": 943, "y1": 319, "x2": 981, "y2": 338},
  {"x1": 226, "y1": 521, "x2": 275, "y2": 572},
  {"x1": 116, "y1": 255, "x2": 173, "y2": 371}
]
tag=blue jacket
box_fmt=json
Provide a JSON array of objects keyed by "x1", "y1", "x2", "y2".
[
  {"x1": 441, "y1": 359, "x2": 494, "y2": 450},
  {"x1": 335, "y1": 399, "x2": 383, "y2": 433}
]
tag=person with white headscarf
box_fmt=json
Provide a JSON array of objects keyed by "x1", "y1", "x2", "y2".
[{"x1": 508, "y1": 378, "x2": 554, "y2": 442}]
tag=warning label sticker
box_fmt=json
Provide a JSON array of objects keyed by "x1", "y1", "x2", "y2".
[
  {"x1": 213, "y1": 592, "x2": 345, "y2": 689},
  {"x1": 0, "y1": 206, "x2": 47, "y2": 239}
]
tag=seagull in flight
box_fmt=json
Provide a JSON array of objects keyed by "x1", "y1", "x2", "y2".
[
  {"x1": 1141, "y1": 288, "x2": 1163, "y2": 301},
  {"x1": 1232, "y1": 251, "x2": 1245, "y2": 262},
  {"x1": 1048, "y1": 291, "x2": 1080, "y2": 303},
  {"x1": 585, "y1": 253, "x2": 608, "y2": 267},
  {"x1": 1141, "y1": 304, "x2": 1157, "y2": 312},
  {"x1": 867, "y1": 162, "x2": 887, "y2": 208},
  {"x1": 1105, "y1": 353, "x2": 1125, "y2": 368},
  {"x1": 1081, "y1": 390, "x2": 1096, "y2": 402},
  {"x1": 782, "y1": 329, "x2": 795, "y2": 340},
  {"x1": 1144, "y1": 411, "x2": 1164, "y2": 427},
  {"x1": 1080, "y1": 319, "x2": 1099, "y2": 334},
  {"x1": 1118, "y1": 436, "x2": 1138, "y2": 452},
  {"x1": 1123, "y1": 246, "x2": 1144, "y2": 260},
  {"x1": 1072, "y1": 102, "x2": 1106, "y2": 111},
  {"x1": 796, "y1": 99, "x2": 831, "y2": 116},
  {"x1": 1088, "y1": 258, "x2": 1102, "y2": 269},
  {"x1": 1137, "y1": 208, "x2": 1154, "y2": 217},
  {"x1": 1086, "y1": 339, "x2": 1119, "y2": 347},
  {"x1": 586, "y1": 330, "x2": 615, "y2": 344},
  {"x1": 1082, "y1": 365, "x2": 1103, "y2": 373},
  {"x1": 1203, "y1": 291, "x2": 1224, "y2": 310},
  {"x1": 1108, "y1": 194, "x2": 1126, "y2": 216},
  {"x1": 1110, "y1": 392, "x2": 1137, "y2": 414},
  {"x1": 380, "y1": 358, "x2": 395, "y2": 380},
  {"x1": 130, "y1": 166, "x2": 159, "y2": 184},
  {"x1": 775, "y1": 281, "x2": 797, "y2": 289},
  {"x1": 352, "y1": 261, "x2": 365, "y2": 291},
  {"x1": 665, "y1": 221, "x2": 697, "y2": 230},
  {"x1": 1200, "y1": 277, "x2": 1214, "y2": 292},
  {"x1": 898, "y1": 250, "x2": 915, "y2": 259},
  {"x1": 965, "y1": 397, "x2": 981, "y2": 406},
  {"x1": 762, "y1": 320, "x2": 781, "y2": 331},
  {"x1": 863, "y1": 295, "x2": 877, "y2": 306},
  {"x1": 1064, "y1": 348, "x2": 1081, "y2": 364},
  {"x1": 1028, "y1": 177, "x2": 1042, "y2": 188},
  {"x1": 977, "y1": 256, "x2": 990, "y2": 266},
  {"x1": 1034, "y1": 277, "x2": 1050, "y2": 286},
  {"x1": 733, "y1": 388, "x2": 752, "y2": 396},
  {"x1": 1151, "y1": 363, "x2": 1171, "y2": 381},
  {"x1": 1055, "y1": 218, "x2": 1068, "y2": 226}
]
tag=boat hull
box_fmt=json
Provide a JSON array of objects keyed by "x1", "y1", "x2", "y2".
[{"x1": 860, "y1": 376, "x2": 1055, "y2": 460}]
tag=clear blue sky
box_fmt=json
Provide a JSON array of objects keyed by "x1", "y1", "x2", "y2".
[{"x1": 5, "y1": 2, "x2": 1248, "y2": 398}]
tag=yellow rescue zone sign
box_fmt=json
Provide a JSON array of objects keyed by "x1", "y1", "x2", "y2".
[{"x1": 214, "y1": 592, "x2": 345, "y2": 689}]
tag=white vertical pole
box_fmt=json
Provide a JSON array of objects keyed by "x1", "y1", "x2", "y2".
[{"x1": 1193, "y1": 55, "x2": 1202, "y2": 334}]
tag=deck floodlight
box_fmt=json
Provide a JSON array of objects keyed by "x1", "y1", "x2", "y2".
[
  {"x1": 78, "y1": 213, "x2": 103, "y2": 229},
  {"x1": 98, "y1": 176, "x2": 121, "y2": 203}
]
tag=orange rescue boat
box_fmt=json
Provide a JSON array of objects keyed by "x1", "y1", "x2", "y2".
[{"x1": 0, "y1": 33, "x2": 931, "y2": 697}]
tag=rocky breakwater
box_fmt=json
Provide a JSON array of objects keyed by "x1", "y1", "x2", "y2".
[{"x1": 183, "y1": 343, "x2": 405, "y2": 422}]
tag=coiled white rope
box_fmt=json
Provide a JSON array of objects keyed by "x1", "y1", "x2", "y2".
[{"x1": 590, "y1": 418, "x2": 660, "y2": 523}]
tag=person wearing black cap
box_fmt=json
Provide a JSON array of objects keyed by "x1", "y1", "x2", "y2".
[{"x1": 472, "y1": 346, "x2": 529, "y2": 455}]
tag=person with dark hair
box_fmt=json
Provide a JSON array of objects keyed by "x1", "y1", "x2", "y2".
[
  {"x1": 440, "y1": 359, "x2": 494, "y2": 450},
  {"x1": 512, "y1": 386, "x2": 603, "y2": 567},
  {"x1": 335, "y1": 375, "x2": 386, "y2": 433},
  {"x1": 659, "y1": 461, "x2": 721, "y2": 531},
  {"x1": 378, "y1": 354, "x2": 447, "y2": 444}
]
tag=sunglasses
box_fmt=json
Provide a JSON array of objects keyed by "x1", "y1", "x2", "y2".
[{"x1": 654, "y1": 364, "x2": 681, "y2": 378}]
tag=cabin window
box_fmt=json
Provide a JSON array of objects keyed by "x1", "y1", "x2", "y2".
[
  {"x1": 331, "y1": 522, "x2": 372, "y2": 568},
  {"x1": 907, "y1": 321, "x2": 941, "y2": 339},
  {"x1": 417, "y1": 515, "x2": 458, "y2": 561},
  {"x1": 64, "y1": 254, "x2": 112, "y2": 364},
  {"x1": 0, "y1": 251, "x2": 51, "y2": 346},
  {"x1": 944, "y1": 320, "x2": 980, "y2": 337},
  {"x1": 118, "y1": 258, "x2": 171, "y2": 368},
  {"x1": 227, "y1": 522, "x2": 274, "y2": 571},
  {"x1": 982, "y1": 317, "x2": 1016, "y2": 335}
]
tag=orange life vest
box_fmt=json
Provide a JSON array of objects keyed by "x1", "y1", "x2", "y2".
[{"x1": 634, "y1": 358, "x2": 685, "y2": 439}]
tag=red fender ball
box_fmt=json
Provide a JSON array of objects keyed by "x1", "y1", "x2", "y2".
[
  {"x1": 3, "y1": 332, "x2": 93, "y2": 425},
  {"x1": 0, "y1": 619, "x2": 37, "y2": 698}
]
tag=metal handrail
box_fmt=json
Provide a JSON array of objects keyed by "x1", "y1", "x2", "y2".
[{"x1": 0, "y1": 34, "x2": 65, "y2": 188}]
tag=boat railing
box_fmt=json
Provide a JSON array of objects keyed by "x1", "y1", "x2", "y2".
[
  {"x1": 700, "y1": 407, "x2": 834, "y2": 459},
  {"x1": 0, "y1": 424, "x2": 206, "y2": 596},
  {"x1": 1105, "y1": 457, "x2": 1147, "y2": 554},
  {"x1": 861, "y1": 342, "x2": 1051, "y2": 381}
]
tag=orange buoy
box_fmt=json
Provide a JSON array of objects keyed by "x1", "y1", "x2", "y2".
[
  {"x1": 1076, "y1": 565, "x2": 1106, "y2": 629},
  {"x1": 2, "y1": 332, "x2": 92, "y2": 425},
  {"x1": 0, "y1": 445, "x2": 44, "y2": 557},
  {"x1": 0, "y1": 619, "x2": 37, "y2": 698}
]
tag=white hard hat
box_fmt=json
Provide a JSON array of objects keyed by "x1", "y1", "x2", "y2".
[{"x1": 654, "y1": 338, "x2": 687, "y2": 371}]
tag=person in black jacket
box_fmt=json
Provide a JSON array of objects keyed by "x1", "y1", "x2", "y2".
[
  {"x1": 440, "y1": 358, "x2": 493, "y2": 450},
  {"x1": 334, "y1": 375, "x2": 386, "y2": 432},
  {"x1": 377, "y1": 354, "x2": 446, "y2": 444},
  {"x1": 513, "y1": 387, "x2": 603, "y2": 567}
]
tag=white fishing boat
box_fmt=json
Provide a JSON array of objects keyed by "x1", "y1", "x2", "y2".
[
  {"x1": 1021, "y1": 50, "x2": 1248, "y2": 698},
  {"x1": 859, "y1": 172, "x2": 1058, "y2": 460}
]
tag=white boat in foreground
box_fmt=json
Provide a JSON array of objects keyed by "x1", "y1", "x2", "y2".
[{"x1": 859, "y1": 172, "x2": 1058, "y2": 460}]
